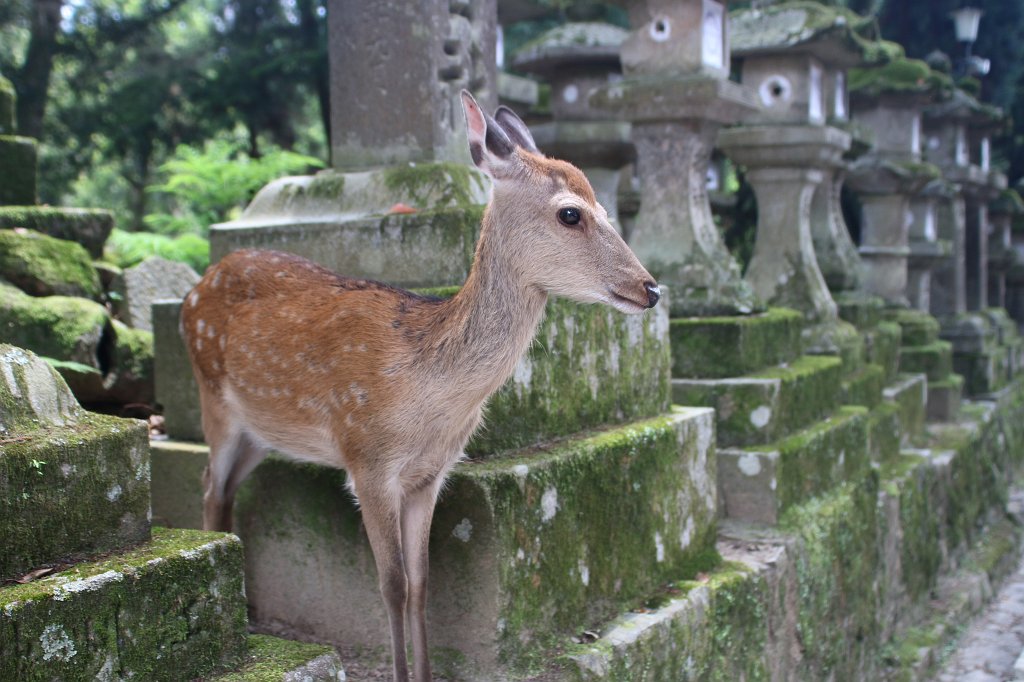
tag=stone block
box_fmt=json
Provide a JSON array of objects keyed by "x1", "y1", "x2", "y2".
[
  {"x1": 111, "y1": 257, "x2": 199, "y2": 332},
  {"x1": 672, "y1": 354, "x2": 843, "y2": 447},
  {"x1": 0, "y1": 228, "x2": 101, "y2": 299},
  {"x1": 669, "y1": 307, "x2": 803, "y2": 379},
  {"x1": 149, "y1": 440, "x2": 207, "y2": 529},
  {"x1": 213, "y1": 634, "x2": 345, "y2": 682},
  {"x1": 0, "y1": 345, "x2": 150, "y2": 579},
  {"x1": 868, "y1": 401, "x2": 901, "y2": 465},
  {"x1": 0, "y1": 207, "x2": 114, "y2": 259},
  {"x1": 717, "y1": 406, "x2": 870, "y2": 524},
  {"x1": 886, "y1": 308, "x2": 941, "y2": 346},
  {"x1": 152, "y1": 292, "x2": 673, "y2": 456},
  {"x1": 0, "y1": 135, "x2": 37, "y2": 205},
  {"x1": 954, "y1": 346, "x2": 1009, "y2": 396},
  {"x1": 153, "y1": 300, "x2": 203, "y2": 441},
  {"x1": 841, "y1": 362, "x2": 886, "y2": 408},
  {"x1": 883, "y1": 373, "x2": 928, "y2": 444},
  {"x1": 0, "y1": 528, "x2": 247, "y2": 681},
  {"x1": 900, "y1": 341, "x2": 954, "y2": 381},
  {"x1": 232, "y1": 408, "x2": 717, "y2": 676},
  {"x1": 867, "y1": 320, "x2": 903, "y2": 382},
  {"x1": 927, "y1": 374, "x2": 964, "y2": 422},
  {"x1": 836, "y1": 293, "x2": 885, "y2": 329}
]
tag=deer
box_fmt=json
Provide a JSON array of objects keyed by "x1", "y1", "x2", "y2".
[{"x1": 182, "y1": 91, "x2": 660, "y2": 682}]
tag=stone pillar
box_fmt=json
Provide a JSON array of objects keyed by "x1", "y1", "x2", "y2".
[
  {"x1": 513, "y1": 23, "x2": 634, "y2": 229},
  {"x1": 929, "y1": 188, "x2": 969, "y2": 318},
  {"x1": 907, "y1": 181, "x2": 954, "y2": 313},
  {"x1": 328, "y1": 0, "x2": 496, "y2": 169},
  {"x1": 590, "y1": 0, "x2": 761, "y2": 317},
  {"x1": 720, "y1": 125, "x2": 849, "y2": 334},
  {"x1": 989, "y1": 190, "x2": 1024, "y2": 311}
]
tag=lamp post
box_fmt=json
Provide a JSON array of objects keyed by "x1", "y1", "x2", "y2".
[{"x1": 951, "y1": 7, "x2": 990, "y2": 77}]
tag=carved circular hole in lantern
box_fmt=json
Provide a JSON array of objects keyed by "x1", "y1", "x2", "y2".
[
  {"x1": 758, "y1": 75, "x2": 792, "y2": 107},
  {"x1": 650, "y1": 17, "x2": 671, "y2": 42}
]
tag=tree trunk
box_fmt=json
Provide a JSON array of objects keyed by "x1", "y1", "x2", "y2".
[{"x1": 15, "y1": 0, "x2": 64, "y2": 139}]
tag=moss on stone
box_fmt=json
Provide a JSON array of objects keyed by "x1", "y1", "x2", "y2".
[
  {"x1": 886, "y1": 308, "x2": 940, "y2": 347},
  {"x1": 835, "y1": 293, "x2": 885, "y2": 330},
  {"x1": 670, "y1": 307, "x2": 803, "y2": 379},
  {"x1": 842, "y1": 363, "x2": 885, "y2": 408},
  {"x1": 381, "y1": 161, "x2": 488, "y2": 209},
  {"x1": 0, "y1": 77, "x2": 15, "y2": 134},
  {"x1": 0, "y1": 207, "x2": 114, "y2": 259},
  {"x1": 0, "y1": 527, "x2": 247, "y2": 681},
  {"x1": 214, "y1": 634, "x2": 339, "y2": 681},
  {"x1": 0, "y1": 411, "x2": 150, "y2": 579},
  {"x1": 848, "y1": 57, "x2": 953, "y2": 100},
  {"x1": 0, "y1": 135, "x2": 37, "y2": 205},
  {"x1": 899, "y1": 341, "x2": 953, "y2": 381},
  {"x1": 0, "y1": 282, "x2": 112, "y2": 373},
  {"x1": 673, "y1": 354, "x2": 844, "y2": 447},
  {"x1": 869, "y1": 401, "x2": 902, "y2": 464},
  {"x1": 0, "y1": 229, "x2": 101, "y2": 299}
]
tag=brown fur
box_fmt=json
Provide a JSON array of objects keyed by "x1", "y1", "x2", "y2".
[{"x1": 182, "y1": 92, "x2": 656, "y2": 682}]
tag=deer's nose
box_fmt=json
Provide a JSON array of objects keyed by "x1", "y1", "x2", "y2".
[{"x1": 644, "y1": 282, "x2": 661, "y2": 308}]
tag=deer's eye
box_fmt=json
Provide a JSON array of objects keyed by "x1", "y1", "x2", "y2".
[{"x1": 557, "y1": 207, "x2": 582, "y2": 227}]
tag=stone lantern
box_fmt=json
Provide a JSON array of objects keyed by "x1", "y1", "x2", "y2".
[
  {"x1": 846, "y1": 56, "x2": 947, "y2": 306},
  {"x1": 988, "y1": 189, "x2": 1024, "y2": 311},
  {"x1": 513, "y1": 23, "x2": 634, "y2": 230},
  {"x1": 589, "y1": 0, "x2": 762, "y2": 317},
  {"x1": 907, "y1": 179, "x2": 955, "y2": 313},
  {"x1": 718, "y1": 3, "x2": 892, "y2": 347}
]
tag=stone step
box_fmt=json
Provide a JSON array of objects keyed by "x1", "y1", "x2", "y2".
[
  {"x1": 836, "y1": 292, "x2": 886, "y2": 330},
  {"x1": 841, "y1": 362, "x2": 886, "y2": 408},
  {"x1": 899, "y1": 340, "x2": 954, "y2": 381},
  {"x1": 154, "y1": 288, "x2": 672, "y2": 457},
  {"x1": 882, "y1": 373, "x2": 928, "y2": 443},
  {"x1": 886, "y1": 308, "x2": 941, "y2": 347},
  {"x1": 717, "y1": 406, "x2": 870, "y2": 524},
  {"x1": 150, "y1": 408, "x2": 717, "y2": 679},
  {"x1": 212, "y1": 634, "x2": 345, "y2": 681},
  {"x1": 561, "y1": 383, "x2": 1024, "y2": 681},
  {"x1": 0, "y1": 346, "x2": 150, "y2": 580},
  {"x1": 668, "y1": 307, "x2": 803, "y2": 379},
  {"x1": 671, "y1": 354, "x2": 844, "y2": 447},
  {"x1": 927, "y1": 374, "x2": 965, "y2": 422},
  {"x1": 0, "y1": 527, "x2": 247, "y2": 681}
]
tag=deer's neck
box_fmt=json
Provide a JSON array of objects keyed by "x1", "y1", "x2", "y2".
[{"x1": 427, "y1": 213, "x2": 548, "y2": 398}]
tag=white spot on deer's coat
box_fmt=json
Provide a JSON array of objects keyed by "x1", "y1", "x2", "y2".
[
  {"x1": 655, "y1": 532, "x2": 665, "y2": 562},
  {"x1": 737, "y1": 454, "x2": 762, "y2": 477},
  {"x1": 750, "y1": 406, "x2": 772, "y2": 429},
  {"x1": 196, "y1": 338, "x2": 203, "y2": 351},
  {"x1": 452, "y1": 518, "x2": 473, "y2": 542},
  {"x1": 207, "y1": 325, "x2": 215, "y2": 338},
  {"x1": 196, "y1": 319, "x2": 206, "y2": 334},
  {"x1": 541, "y1": 487, "x2": 559, "y2": 522},
  {"x1": 40, "y1": 625, "x2": 76, "y2": 662}
]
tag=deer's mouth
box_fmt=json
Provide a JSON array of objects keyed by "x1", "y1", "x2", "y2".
[{"x1": 608, "y1": 289, "x2": 648, "y2": 313}]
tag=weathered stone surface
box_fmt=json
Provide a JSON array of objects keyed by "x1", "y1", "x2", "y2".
[
  {"x1": 328, "y1": 1, "x2": 496, "y2": 169},
  {"x1": 887, "y1": 307, "x2": 941, "y2": 346},
  {"x1": 111, "y1": 257, "x2": 199, "y2": 332},
  {"x1": 928, "y1": 375, "x2": 964, "y2": 422},
  {"x1": 214, "y1": 634, "x2": 345, "y2": 682},
  {"x1": 0, "y1": 409, "x2": 150, "y2": 580},
  {"x1": 883, "y1": 373, "x2": 928, "y2": 444},
  {"x1": 0, "y1": 228, "x2": 101, "y2": 299},
  {"x1": 717, "y1": 406, "x2": 870, "y2": 524},
  {"x1": 223, "y1": 408, "x2": 716, "y2": 677},
  {"x1": 0, "y1": 528, "x2": 247, "y2": 681},
  {"x1": 0, "y1": 207, "x2": 114, "y2": 259},
  {"x1": 900, "y1": 341, "x2": 954, "y2": 381},
  {"x1": 669, "y1": 307, "x2": 803, "y2": 379},
  {"x1": 0, "y1": 135, "x2": 37, "y2": 205},
  {"x1": 672, "y1": 354, "x2": 844, "y2": 447},
  {"x1": 153, "y1": 300, "x2": 203, "y2": 441},
  {"x1": 149, "y1": 440, "x2": 206, "y2": 529},
  {"x1": 0, "y1": 345, "x2": 81, "y2": 433},
  {"x1": 0, "y1": 77, "x2": 14, "y2": 134},
  {"x1": 841, "y1": 362, "x2": 886, "y2": 408}
]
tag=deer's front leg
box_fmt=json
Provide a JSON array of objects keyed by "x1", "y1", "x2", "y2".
[
  {"x1": 356, "y1": 480, "x2": 410, "y2": 681},
  {"x1": 401, "y1": 475, "x2": 446, "y2": 682}
]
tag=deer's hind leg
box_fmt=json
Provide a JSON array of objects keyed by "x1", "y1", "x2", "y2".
[{"x1": 199, "y1": 389, "x2": 268, "y2": 532}]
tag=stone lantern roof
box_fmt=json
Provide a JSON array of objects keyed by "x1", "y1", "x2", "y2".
[
  {"x1": 926, "y1": 87, "x2": 1003, "y2": 127},
  {"x1": 512, "y1": 22, "x2": 628, "y2": 75},
  {"x1": 848, "y1": 56, "x2": 953, "y2": 104},
  {"x1": 730, "y1": 1, "x2": 899, "y2": 68},
  {"x1": 991, "y1": 188, "x2": 1024, "y2": 217}
]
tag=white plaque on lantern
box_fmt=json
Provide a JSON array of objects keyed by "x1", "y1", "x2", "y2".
[
  {"x1": 981, "y1": 137, "x2": 991, "y2": 171},
  {"x1": 911, "y1": 115, "x2": 921, "y2": 156},
  {"x1": 701, "y1": 0, "x2": 725, "y2": 69},
  {"x1": 955, "y1": 126, "x2": 968, "y2": 166},
  {"x1": 834, "y1": 71, "x2": 847, "y2": 121},
  {"x1": 809, "y1": 63, "x2": 824, "y2": 123}
]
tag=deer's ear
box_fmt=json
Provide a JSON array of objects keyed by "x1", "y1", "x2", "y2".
[
  {"x1": 495, "y1": 106, "x2": 539, "y2": 154},
  {"x1": 461, "y1": 90, "x2": 514, "y2": 177}
]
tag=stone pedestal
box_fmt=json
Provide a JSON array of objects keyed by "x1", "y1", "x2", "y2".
[
  {"x1": 592, "y1": 77, "x2": 761, "y2": 315},
  {"x1": 719, "y1": 124, "x2": 851, "y2": 342},
  {"x1": 811, "y1": 165, "x2": 862, "y2": 292}
]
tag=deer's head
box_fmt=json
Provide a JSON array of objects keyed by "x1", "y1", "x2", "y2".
[{"x1": 460, "y1": 91, "x2": 659, "y2": 314}]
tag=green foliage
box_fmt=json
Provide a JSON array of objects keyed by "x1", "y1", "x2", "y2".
[
  {"x1": 143, "y1": 138, "x2": 323, "y2": 236},
  {"x1": 104, "y1": 229, "x2": 210, "y2": 274}
]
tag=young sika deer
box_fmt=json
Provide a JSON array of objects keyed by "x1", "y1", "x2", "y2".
[{"x1": 183, "y1": 91, "x2": 659, "y2": 681}]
